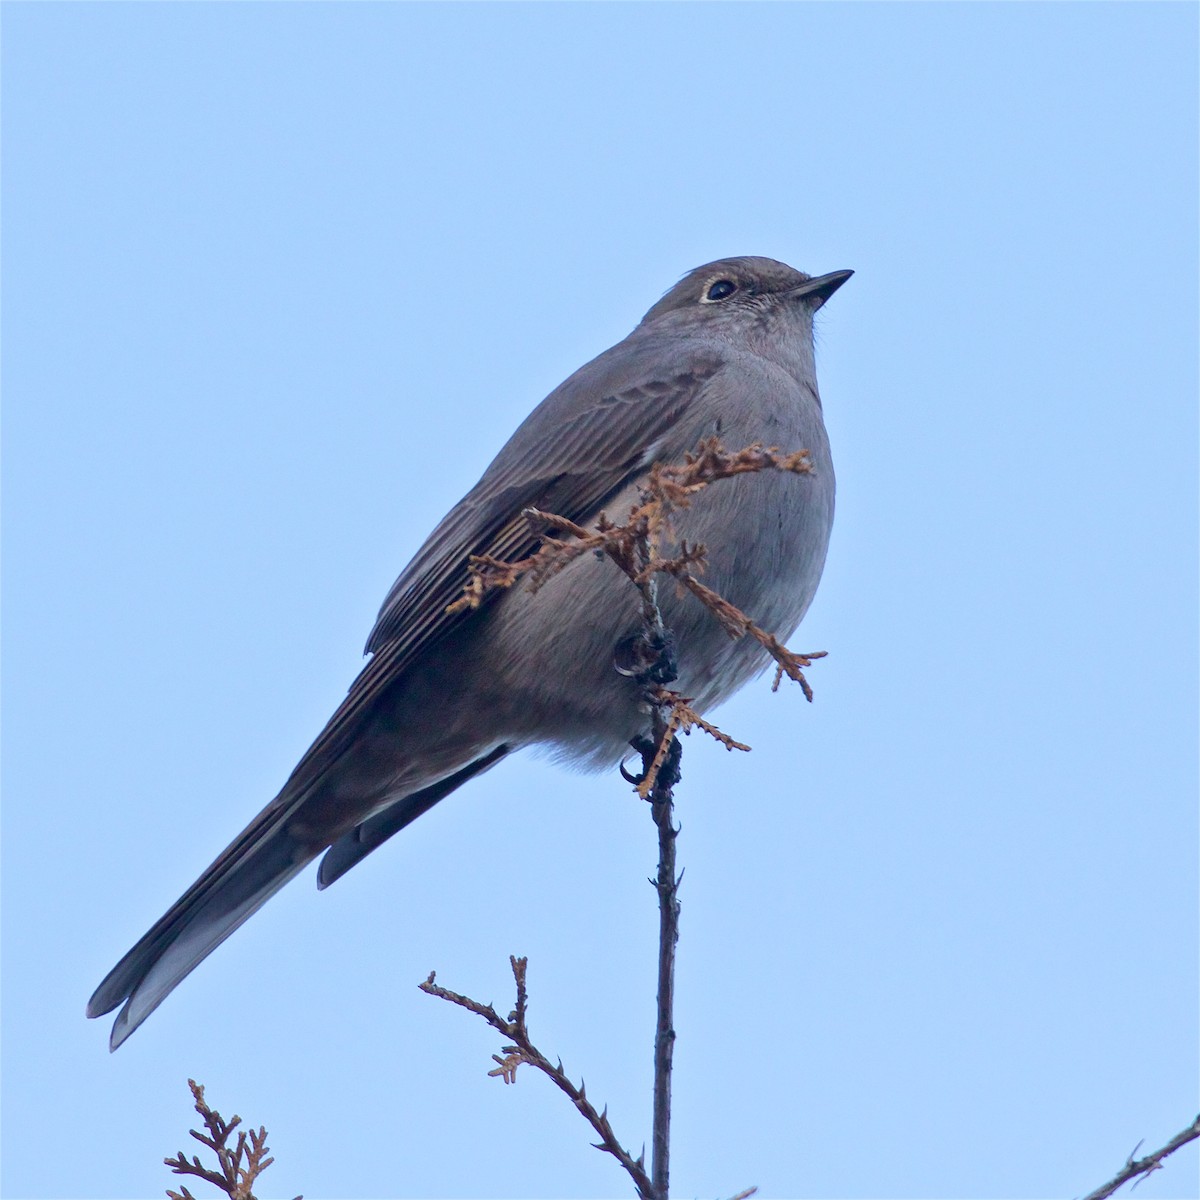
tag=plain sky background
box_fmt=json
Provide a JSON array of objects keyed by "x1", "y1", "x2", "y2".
[{"x1": 3, "y1": 4, "x2": 1197, "y2": 1199}]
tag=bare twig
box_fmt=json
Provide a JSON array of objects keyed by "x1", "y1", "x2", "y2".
[
  {"x1": 164, "y1": 1079, "x2": 299, "y2": 1200},
  {"x1": 1080, "y1": 1114, "x2": 1200, "y2": 1200},
  {"x1": 420, "y1": 958, "x2": 655, "y2": 1200},
  {"x1": 618, "y1": 565, "x2": 683, "y2": 1200}
]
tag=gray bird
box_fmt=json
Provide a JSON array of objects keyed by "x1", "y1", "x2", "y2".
[{"x1": 87, "y1": 255, "x2": 851, "y2": 1049}]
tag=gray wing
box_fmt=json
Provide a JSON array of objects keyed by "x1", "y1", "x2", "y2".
[{"x1": 281, "y1": 330, "x2": 726, "y2": 804}]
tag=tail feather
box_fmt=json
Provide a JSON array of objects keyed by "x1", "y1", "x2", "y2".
[
  {"x1": 89, "y1": 748, "x2": 511, "y2": 1047},
  {"x1": 87, "y1": 805, "x2": 319, "y2": 1050}
]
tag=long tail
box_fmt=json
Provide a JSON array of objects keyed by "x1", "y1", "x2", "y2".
[
  {"x1": 86, "y1": 801, "x2": 319, "y2": 1050},
  {"x1": 87, "y1": 745, "x2": 510, "y2": 1049}
]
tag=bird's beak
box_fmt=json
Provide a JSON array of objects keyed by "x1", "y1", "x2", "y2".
[{"x1": 789, "y1": 269, "x2": 854, "y2": 308}]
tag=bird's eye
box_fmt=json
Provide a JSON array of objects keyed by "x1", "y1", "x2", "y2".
[{"x1": 704, "y1": 279, "x2": 737, "y2": 302}]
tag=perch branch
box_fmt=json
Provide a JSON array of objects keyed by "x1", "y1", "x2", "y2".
[
  {"x1": 430, "y1": 439, "x2": 825, "y2": 1198},
  {"x1": 647, "y1": 715, "x2": 679, "y2": 1200},
  {"x1": 622, "y1": 520, "x2": 682, "y2": 1200}
]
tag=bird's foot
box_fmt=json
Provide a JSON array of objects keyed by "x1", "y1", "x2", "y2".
[
  {"x1": 620, "y1": 732, "x2": 682, "y2": 793},
  {"x1": 613, "y1": 630, "x2": 678, "y2": 686}
]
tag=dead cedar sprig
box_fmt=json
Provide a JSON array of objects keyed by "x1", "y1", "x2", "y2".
[
  {"x1": 674, "y1": 573, "x2": 828, "y2": 700},
  {"x1": 447, "y1": 437, "x2": 826, "y2": 702},
  {"x1": 164, "y1": 1079, "x2": 298, "y2": 1200},
  {"x1": 634, "y1": 687, "x2": 751, "y2": 799},
  {"x1": 647, "y1": 438, "x2": 813, "y2": 506},
  {"x1": 446, "y1": 513, "x2": 607, "y2": 615},
  {"x1": 420, "y1": 956, "x2": 655, "y2": 1200},
  {"x1": 446, "y1": 438, "x2": 815, "y2": 617}
]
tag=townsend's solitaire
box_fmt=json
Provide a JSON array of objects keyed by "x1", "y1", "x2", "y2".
[{"x1": 87, "y1": 255, "x2": 852, "y2": 1049}]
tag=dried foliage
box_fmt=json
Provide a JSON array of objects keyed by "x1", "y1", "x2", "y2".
[
  {"x1": 448, "y1": 437, "x2": 827, "y2": 794},
  {"x1": 420, "y1": 957, "x2": 657, "y2": 1200},
  {"x1": 627, "y1": 685, "x2": 750, "y2": 800},
  {"x1": 164, "y1": 1079, "x2": 298, "y2": 1200},
  {"x1": 447, "y1": 439, "x2": 817, "y2": 618}
]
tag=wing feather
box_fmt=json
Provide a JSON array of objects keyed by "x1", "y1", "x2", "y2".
[{"x1": 276, "y1": 337, "x2": 726, "y2": 805}]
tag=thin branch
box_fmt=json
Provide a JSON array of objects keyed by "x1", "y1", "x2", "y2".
[
  {"x1": 419, "y1": 958, "x2": 655, "y2": 1200},
  {"x1": 647, "y1": 727, "x2": 679, "y2": 1200},
  {"x1": 620, "y1": 529, "x2": 683, "y2": 1200},
  {"x1": 1080, "y1": 1114, "x2": 1200, "y2": 1200}
]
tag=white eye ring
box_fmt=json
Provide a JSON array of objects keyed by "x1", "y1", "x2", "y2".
[{"x1": 702, "y1": 278, "x2": 738, "y2": 303}]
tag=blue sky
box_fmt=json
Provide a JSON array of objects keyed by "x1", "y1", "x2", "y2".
[{"x1": 3, "y1": 4, "x2": 1197, "y2": 1198}]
